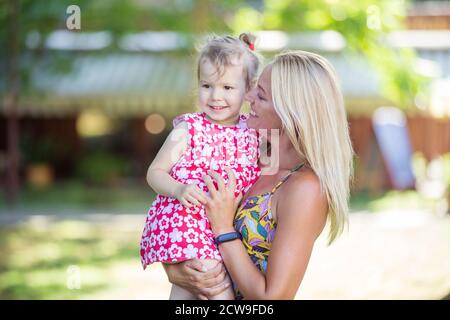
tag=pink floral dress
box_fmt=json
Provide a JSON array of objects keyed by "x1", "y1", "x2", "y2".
[{"x1": 140, "y1": 112, "x2": 261, "y2": 269}]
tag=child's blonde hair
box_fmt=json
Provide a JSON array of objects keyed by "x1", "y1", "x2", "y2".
[
  {"x1": 196, "y1": 33, "x2": 260, "y2": 90},
  {"x1": 271, "y1": 51, "x2": 354, "y2": 245}
]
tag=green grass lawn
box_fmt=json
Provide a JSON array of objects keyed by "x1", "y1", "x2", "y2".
[
  {"x1": 0, "y1": 218, "x2": 139, "y2": 299},
  {"x1": 349, "y1": 189, "x2": 437, "y2": 212},
  {"x1": 0, "y1": 180, "x2": 155, "y2": 213}
]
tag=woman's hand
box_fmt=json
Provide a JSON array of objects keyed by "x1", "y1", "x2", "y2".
[
  {"x1": 163, "y1": 259, "x2": 230, "y2": 300},
  {"x1": 203, "y1": 168, "x2": 243, "y2": 236}
]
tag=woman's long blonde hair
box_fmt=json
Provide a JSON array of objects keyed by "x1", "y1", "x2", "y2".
[{"x1": 271, "y1": 51, "x2": 354, "y2": 244}]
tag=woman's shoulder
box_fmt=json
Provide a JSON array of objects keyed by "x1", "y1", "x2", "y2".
[
  {"x1": 277, "y1": 168, "x2": 328, "y2": 216},
  {"x1": 287, "y1": 168, "x2": 322, "y2": 193},
  {"x1": 276, "y1": 168, "x2": 328, "y2": 237}
]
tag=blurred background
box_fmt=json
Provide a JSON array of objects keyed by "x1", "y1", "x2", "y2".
[{"x1": 0, "y1": 0, "x2": 449, "y2": 299}]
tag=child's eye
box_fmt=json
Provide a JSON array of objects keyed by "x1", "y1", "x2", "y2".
[
  {"x1": 202, "y1": 84, "x2": 210, "y2": 89},
  {"x1": 258, "y1": 94, "x2": 265, "y2": 101},
  {"x1": 224, "y1": 86, "x2": 233, "y2": 90}
]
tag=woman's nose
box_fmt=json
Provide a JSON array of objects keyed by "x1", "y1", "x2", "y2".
[{"x1": 245, "y1": 88, "x2": 255, "y2": 103}]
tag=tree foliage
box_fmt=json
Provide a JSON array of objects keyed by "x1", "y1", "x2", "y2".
[
  {"x1": 227, "y1": 0, "x2": 429, "y2": 108},
  {"x1": 0, "y1": 0, "x2": 429, "y2": 108}
]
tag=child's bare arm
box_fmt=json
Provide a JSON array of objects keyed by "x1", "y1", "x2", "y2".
[
  {"x1": 147, "y1": 122, "x2": 188, "y2": 197},
  {"x1": 147, "y1": 121, "x2": 208, "y2": 207}
]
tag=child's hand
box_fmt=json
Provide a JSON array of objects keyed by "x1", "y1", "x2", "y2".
[{"x1": 175, "y1": 184, "x2": 208, "y2": 208}]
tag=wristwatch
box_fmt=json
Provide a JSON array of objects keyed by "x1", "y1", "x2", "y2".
[{"x1": 215, "y1": 231, "x2": 242, "y2": 245}]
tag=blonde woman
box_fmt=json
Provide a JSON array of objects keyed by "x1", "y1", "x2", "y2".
[{"x1": 163, "y1": 51, "x2": 354, "y2": 299}]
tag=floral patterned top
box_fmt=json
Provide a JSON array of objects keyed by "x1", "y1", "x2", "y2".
[{"x1": 233, "y1": 163, "x2": 304, "y2": 299}]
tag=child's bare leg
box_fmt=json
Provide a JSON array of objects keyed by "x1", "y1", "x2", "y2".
[
  {"x1": 169, "y1": 284, "x2": 197, "y2": 300},
  {"x1": 201, "y1": 259, "x2": 234, "y2": 300},
  {"x1": 164, "y1": 261, "x2": 197, "y2": 300}
]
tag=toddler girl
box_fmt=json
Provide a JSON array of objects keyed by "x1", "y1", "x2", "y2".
[{"x1": 140, "y1": 33, "x2": 261, "y2": 300}]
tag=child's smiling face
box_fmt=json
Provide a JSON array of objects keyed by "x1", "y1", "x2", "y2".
[{"x1": 198, "y1": 58, "x2": 247, "y2": 126}]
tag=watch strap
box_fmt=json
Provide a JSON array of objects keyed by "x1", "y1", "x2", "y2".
[{"x1": 214, "y1": 231, "x2": 242, "y2": 245}]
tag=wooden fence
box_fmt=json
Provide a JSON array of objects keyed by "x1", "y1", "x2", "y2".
[{"x1": 349, "y1": 115, "x2": 450, "y2": 193}]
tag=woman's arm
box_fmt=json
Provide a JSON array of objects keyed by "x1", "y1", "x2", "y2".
[
  {"x1": 162, "y1": 260, "x2": 231, "y2": 299},
  {"x1": 204, "y1": 169, "x2": 328, "y2": 299},
  {"x1": 147, "y1": 121, "x2": 207, "y2": 207}
]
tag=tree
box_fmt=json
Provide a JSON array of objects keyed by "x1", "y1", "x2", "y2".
[
  {"x1": 3, "y1": 1, "x2": 20, "y2": 207},
  {"x1": 227, "y1": 0, "x2": 427, "y2": 108},
  {"x1": 0, "y1": 0, "x2": 427, "y2": 206},
  {"x1": 0, "y1": 0, "x2": 144, "y2": 206}
]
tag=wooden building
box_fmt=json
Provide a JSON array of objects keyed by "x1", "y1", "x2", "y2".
[{"x1": 1, "y1": 26, "x2": 449, "y2": 192}]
